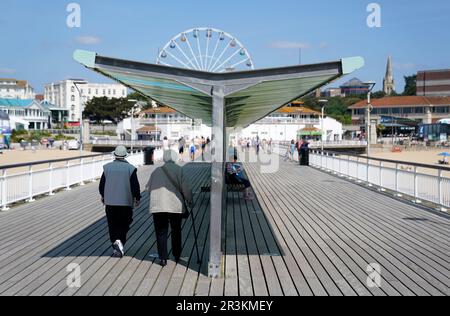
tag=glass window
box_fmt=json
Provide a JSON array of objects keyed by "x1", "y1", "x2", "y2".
[
  {"x1": 71, "y1": 86, "x2": 75, "y2": 93},
  {"x1": 71, "y1": 95, "x2": 75, "y2": 101},
  {"x1": 415, "y1": 107, "x2": 424, "y2": 114},
  {"x1": 392, "y1": 108, "x2": 401, "y2": 114},
  {"x1": 380, "y1": 108, "x2": 389, "y2": 115},
  {"x1": 403, "y1": 107, "x2": 413, "y2": 114},
  {"x1": 103, "y1": 89, "x2": 106, "y2": 95},
  {"x1": 113, "y1": 89, "x2": 116, "y2": 95},
  {"x1": 96, "y1": 89, "x2": 99, "y2": 95},
  {"x1": 436, "y1": 106, "x2": 449, "y2": 113}
]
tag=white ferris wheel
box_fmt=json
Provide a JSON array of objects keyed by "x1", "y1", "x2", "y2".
[{"x1": 156, "y1": 27, "x2": 254, "y2": 73}]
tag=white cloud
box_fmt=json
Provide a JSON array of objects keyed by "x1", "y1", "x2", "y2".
[
  {"x1": 270, "y1": 41, "x2": 311, "y2": 49},
  {"x1": 76, "y1": 36, "x2": 101, "y2": 45},
  {"x1": 319, "y1": 42, "x2": 329, "y2": 49},
  {"x1": 0, "y1": 68, "x2": 16, "y2": 75}
]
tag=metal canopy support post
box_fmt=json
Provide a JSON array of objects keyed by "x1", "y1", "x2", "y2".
[{"x1": 209, "y1": 85, "x2": 225, "y2": 278}]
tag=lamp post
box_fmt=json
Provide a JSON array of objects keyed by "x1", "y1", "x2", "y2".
[
  {"x1": 73, "y1": 81, "x2": 87, "y2": 156},
  {"x1": 318, "y1": 99, "x2": 328, "y2": 152},
  {"x1": 364, "y1": 81, "x2": 377, "y2": 157}
]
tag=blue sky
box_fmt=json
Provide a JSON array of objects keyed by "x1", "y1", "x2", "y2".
[{"x1": 1, "y1": 0, "x2": 449, "y2": 94}]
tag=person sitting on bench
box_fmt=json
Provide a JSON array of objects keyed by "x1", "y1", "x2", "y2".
[
  {"x1": 226, "y1": 155, "x2": 253, "y2": 200},
  {"x1": 438, "y1": 156, "x2": 449, "y2": 165}
]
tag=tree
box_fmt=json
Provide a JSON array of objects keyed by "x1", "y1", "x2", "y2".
[
  {"x1": 83, "y1": 97, "x2": 134, "y2": 124},
  {"x1": 403, "y1": 75, "x2": 417, "y2": 96}
]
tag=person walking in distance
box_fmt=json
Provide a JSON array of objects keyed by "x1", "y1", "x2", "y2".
[
  {"x1": 146, "y1": 150, "x2": 193, "y2": 267},
  {"x1": 99, "y1": 146, "x2": 141, "y2": 258},
  {"x1": 189, "y1": 139, "x2": 196, "y2": 161},
  {"x1": 201, "y1": 136, "x2": 206, "y2": 161}
]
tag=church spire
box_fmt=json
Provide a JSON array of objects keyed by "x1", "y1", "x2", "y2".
[{"x1": 383, "y1": 56, "x2": 395, "y2": 95}]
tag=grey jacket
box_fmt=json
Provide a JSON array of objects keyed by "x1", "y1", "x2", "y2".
[
  {"x1": 100, "y1": 159, "x2": 141, "y2": 207},
  {"x1": 146, "y1": 162, "x2": 193, "y2": 214}
]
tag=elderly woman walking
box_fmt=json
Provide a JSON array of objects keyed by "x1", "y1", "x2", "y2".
[{"x1": 146, "y1": 150, "x2": 193, "y2": 267}]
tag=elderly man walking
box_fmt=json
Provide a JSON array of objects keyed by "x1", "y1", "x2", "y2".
[{"x1": 99, "y1": 146, "x2": 141, "y2": 258}]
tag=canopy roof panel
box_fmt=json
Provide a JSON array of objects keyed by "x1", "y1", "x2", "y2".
[{"x1": 74, "y1": 50, "x2": 364, "y2": 127}]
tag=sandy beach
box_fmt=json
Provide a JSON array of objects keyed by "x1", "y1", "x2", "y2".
[
  {"x1": 370, "y1": 149, "x2": 449, "y2": 167},
  {"x1": 0, "y1": 149, "x2": 104, "y2": 175}
]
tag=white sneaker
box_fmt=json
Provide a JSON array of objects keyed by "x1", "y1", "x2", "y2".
[{"x1": 113, "y1": 240, "x2": 124, "y2": 257}]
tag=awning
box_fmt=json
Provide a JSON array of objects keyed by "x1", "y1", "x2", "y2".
[
  {"x1": 73, "y1": 50, "x2": 364, "y2": 128},
  {"x1": 298, "y1": 127, "x2": 322, "y2": 136}
]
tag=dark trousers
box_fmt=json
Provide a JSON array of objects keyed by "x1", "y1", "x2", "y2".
[
  {"x1": 153, "y1": 213, "x2": 183, "y2": 260},
  {"x1": 230, "y1": 174, "x2": 251, "y2": 188},
  {"x1": 105, "y1": 206, "x2": 133, "y2": 245}
]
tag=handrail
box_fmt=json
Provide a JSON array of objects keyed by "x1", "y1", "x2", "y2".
[
  {"x1": 312, "y1": 149, "x2": 450, "y2": 172},
  {"x1": 0, "y1": 153, "x2": 112, "y2": 170}
]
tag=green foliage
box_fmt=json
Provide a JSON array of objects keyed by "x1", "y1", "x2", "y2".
[
  {"x1": 300, "y1": 95, "x2": 364, "y2": 125},
  {"x1": 403, "y1": 75, "x2": 417, "y2": 96},
  {"x1": 83, "y1": 97, "x2": 134, "y2": 123},
  {"x1": 11, "y1": 130, "x2": 52, "y2": 143},
  {"x1": 54, "y1": 134, "x2": 75, "y2": 141},
  {"x1": 91, "y1": 130, "x2": 116, "y2": 136}
]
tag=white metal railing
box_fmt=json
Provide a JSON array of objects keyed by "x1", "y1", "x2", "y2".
[
  {"x1": 91, "y1": 139, "x2": 163, "y2": 147},
  {"x1": 308, "y1": 140, "x2": 368, "y2": 148},
  {"x1": 0, "y1": 149, "x2": 163, "y2": 211},
  {"x1": 256, "y1": 118, "x2": 321, "y2": 125},
  {"x1": 308, "y1": 151, "x2": 450, "y2": 209},
  {"x1": 278, "y1": 140, "x2": 368, "y2": 148}
]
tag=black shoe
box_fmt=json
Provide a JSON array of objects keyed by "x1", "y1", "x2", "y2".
[
  {"x1": 112, "y1": 250, "x2": 123, "y2": 258},
  {"x1": 158, "y1": 259, "x2": 167, "y2": 267}
]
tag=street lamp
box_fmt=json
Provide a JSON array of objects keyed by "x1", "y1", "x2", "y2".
[
  {"x1": 73, "y1": 81, "x2": 87, "y2": 156},
  {"x1": 318, "y1": 99, "x2": 328, "y2": 152},
  {"x1": 364, "y1": 81, "x2": 377, "y2": 157}
]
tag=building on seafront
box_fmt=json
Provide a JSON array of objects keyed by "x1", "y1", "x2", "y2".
[
  {"x1": 417, "y1": 69, "x2": 450, "y2": 97},
  {"x1": 116, "y1": 101, "x2": 343, "y2": 143},
  {"x1": 0, "y1": 78, "x2": 35, "y2": 100},
  {"x1": 0, "y1": 98, "x2": 67, "y2": 130},
  {"x1": 44, "y1": 79, "x2": 127, "y2": 124}
]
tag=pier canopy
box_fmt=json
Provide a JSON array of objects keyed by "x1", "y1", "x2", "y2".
[{"x1": 73, "y1": 50, "x2": 364, "y2": 128}]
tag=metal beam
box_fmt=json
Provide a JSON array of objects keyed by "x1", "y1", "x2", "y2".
[{"x1": 209, "y1": 85, "x2": 225, "y2": 278}]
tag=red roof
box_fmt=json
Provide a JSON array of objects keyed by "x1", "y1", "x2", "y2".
[{"x1": 349, "y1": 96, "x2": 450, "y2": 109}]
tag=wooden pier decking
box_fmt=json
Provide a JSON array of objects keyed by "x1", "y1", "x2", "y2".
[{"x1": 0, "y1": 154, "x2": 448, "y2": 296}]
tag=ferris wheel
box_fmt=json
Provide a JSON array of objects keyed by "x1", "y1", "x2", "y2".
[{"x1": 156, "y1": 27, "x2": 254, "y2": 73}]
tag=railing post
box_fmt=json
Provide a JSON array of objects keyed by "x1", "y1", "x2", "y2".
[
  {"x1": 366, "y1": 157, "x2": 371, "y2": 186},
  {"x1": 395, "y1": 163, "x2": 399, "y2": 192},
  {"x1": 1, "y1": 169, "x2": 9, "y2": 211},
  {"x1": 355, "y1": 156, "x2": 359, "y2": 181},
  {"x1": 438, "y1": 169, "x2": 443, "y2": 206},
  {"x1": 321, "y1": 151, "x2": 324, "y2": 169},
  {"x1": 379, "y1": 161, "x2": 385, "y2": 191},
  {"x1": 65, "y1": 160, "x2": 71, "y2": 191},
  {"x1": 414, "y1": 166, "x2": 421, "y2": 203},
  {"x1": 347, "y1": 155, "x2": 351, "y2": 179},
  {"x1": 27, "y1": 165, "x2": 35, "y2": 202},
  {"x1": 79, "y1": 158, "x2": 85, "y2": 186},
  {"x1": 48, "y1": 163, "x2": 55, "y2": 196}
]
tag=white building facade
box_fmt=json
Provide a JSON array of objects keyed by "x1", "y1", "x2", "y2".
[
  {"x1": 117, "y1": 103, "x2": 343, "y2": 143},
  {"x1": 44, "y1": 79, "x2": 128, "y2": 123},
  {"x1": 0, "y1": 78, "x2": 35, "y2": 100},
  {"x1": 0, "y1": 99, "x2": 52, "y2": 130}
]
